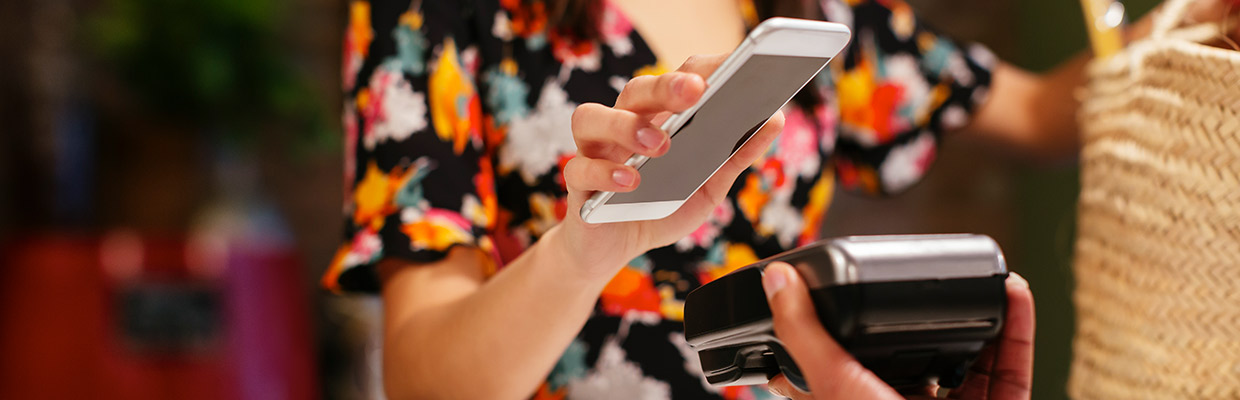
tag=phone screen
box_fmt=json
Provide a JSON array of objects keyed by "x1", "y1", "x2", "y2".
[{"x1": 606, "y1": 54, "x2": 829, "y2": 205}]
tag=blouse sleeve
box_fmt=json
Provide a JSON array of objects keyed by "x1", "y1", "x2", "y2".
[
  {"x1": 823, "y1": 0, "x2": 995, "y2": 195},
  {"x1": 323, "y1": 0, "x2": 498, "y2": 293}
]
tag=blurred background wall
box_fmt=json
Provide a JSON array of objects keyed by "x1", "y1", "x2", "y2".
[
  {"x1": 0, "y1": 0, "x2": 1161, "y2": 399},
  {"x1": 0, "y1": 0, "x2": 356, "y2": 398}
]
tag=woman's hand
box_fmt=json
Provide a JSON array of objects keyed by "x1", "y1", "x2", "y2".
[
  {"x1": 761, "y1": 262, "x2": 1036, "y2": 400},
  {"x1": 555, "y1": 54, "x2": 786, "y2": 281}
]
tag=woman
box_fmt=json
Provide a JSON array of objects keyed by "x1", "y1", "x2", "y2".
[{"x1": 323, "y1": 0, "x2": 1230, "y2": 398}]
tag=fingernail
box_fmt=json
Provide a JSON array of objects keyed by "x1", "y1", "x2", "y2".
[
  {"x1": 612, "y1": 169, "x2": 635, "y2": 186},
  {"x1": 762, "y1": 263, "x2": 789, "y2": 300},
  {"x1": 1007, "y1": 272, "x2": 1029, "y2": 290},
  {"x1": 672, "y1": 75, "x2": 687, "y2": 96},
  {"x1": 636, "y1": 128, "x2": 663, "y2": 150}
]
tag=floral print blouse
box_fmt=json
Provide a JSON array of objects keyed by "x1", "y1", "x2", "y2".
[{"x1": 324, "y1": 0, "x2": 994, "y2": 398}]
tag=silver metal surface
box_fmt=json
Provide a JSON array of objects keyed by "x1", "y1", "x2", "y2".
[
  {"x1": 862, "y1": 319, "x2": 997, "y2": 334},
  {"x1": 808, "y1": 234, "x2": 1006, "y2": 287},
  {"x1": 688, "y1": 319, "x2": 778, "y2": 349}
]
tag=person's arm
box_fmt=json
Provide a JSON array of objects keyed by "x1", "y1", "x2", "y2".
[
  {"x1": 335, "y1": 0, "x2": 780, "y2": 397},
  {"x1": 373, "y1": 68, "x2": 704, "y2": 400},
  {"x1": 961, "y1": 0, "x2": 1240, "y2": 160},
  {"x1": 378, "y1": 54, "x2": 785, "y2": 399},
  {"x1": 960, "y1": 58, "x2": 1088, "y2": 161},
  {"x1": 378, "y1": 227, "x2": 617, "y2": 400}
]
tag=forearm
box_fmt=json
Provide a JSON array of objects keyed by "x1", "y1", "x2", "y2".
[
  {"x1": 961, "y1": 56, "x2": 1088, "y2": 161},
  {"x1": 960, "y1": 4, "x2": 1180, "y2": 161},
  {"x1": 381, "y1": 226, "x2": 619, "y2": 400}
]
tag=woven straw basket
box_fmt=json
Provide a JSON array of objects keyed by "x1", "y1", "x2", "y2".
[{"x1": 1068, "y1": 0, "x2": 1240, "y2": 398}]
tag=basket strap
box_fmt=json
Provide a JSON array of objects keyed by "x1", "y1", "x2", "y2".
[
  {"x1": 1149, "y1": 0, "x2": 1240, "y2": 44},
  {"x1": 1150, "y1": 0, "x2": 1197, "y2": 38},
  {"x1": 1170, "y1": 18, "x2": 1240, "y2": 42}
]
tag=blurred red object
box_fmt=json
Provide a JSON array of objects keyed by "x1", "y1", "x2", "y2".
[{"x1": 0, "y1": 232, "x2": 316, "y2": 400}]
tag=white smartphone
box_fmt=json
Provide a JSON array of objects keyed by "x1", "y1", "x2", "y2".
[{"x1": 579, "y1": 18, "x2": 852, "y2": 224}]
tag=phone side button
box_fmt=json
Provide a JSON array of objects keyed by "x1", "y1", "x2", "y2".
[{"x1": 579, "y1": 203, "x2": 594, "y2": 221}]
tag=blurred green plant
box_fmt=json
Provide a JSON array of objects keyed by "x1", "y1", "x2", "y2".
[{"x1": 86, "y1": 0, "x2": 334, "y2": 149}]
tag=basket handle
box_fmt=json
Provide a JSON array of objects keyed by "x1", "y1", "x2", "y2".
[
  {"x1": 1149, "y1": 0, "x2": 1240, "y2": 43},
  {"x1": 1150, "y1": 0, "x2": 1196, "y2": 38}
]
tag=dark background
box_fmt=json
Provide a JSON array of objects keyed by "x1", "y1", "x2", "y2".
[{"x1": 0, "y1": 0, "x2": 1161, "y2": 398}]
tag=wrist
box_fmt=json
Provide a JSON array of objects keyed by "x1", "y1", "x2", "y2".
[{"x1": 537, "y1": 224, "x2": 631, "y2": 290}]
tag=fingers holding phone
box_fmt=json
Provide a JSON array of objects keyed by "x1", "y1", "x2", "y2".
[
  {"x1": 579, "y1": 19, "x2": 851, "y2": 226},
  {"x1": 556, "y1": 63, "x2": 718, "y2": 275},
  {"x1": 569, "y1": 56, "x2": 725, "y2": 166},
  {"x1": 614, "y1": 72, "x2": 706, "y2": 114},
  {"x1": 675, "y1": 53, "x2": 729, "y2": 76},
  {"x1": 564, "y1": 71, "x2": 704, "y2": 208},
  {"x1": 557, "y1": 19, "x2": 851, "y2": 281},
  {"x1": 569, "y1": 103, "x2": 671, "y2": 163}
]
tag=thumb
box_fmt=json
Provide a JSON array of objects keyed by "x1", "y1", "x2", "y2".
[{"x1": 763, "y1": 262, "x2": 902, "y2": 400}]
